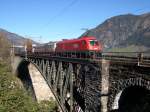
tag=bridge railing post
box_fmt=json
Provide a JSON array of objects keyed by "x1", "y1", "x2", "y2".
[
  {"x1": 69, "y1": 63, "x2": 73, "y2": 112},
  {"x1": 101, "y1": 59, "x2": 110, "y2": 112}
]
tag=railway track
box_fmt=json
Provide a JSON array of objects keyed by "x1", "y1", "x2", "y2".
[{"x1": 22, "y1": 52, "x2": 150, "y2": 67}]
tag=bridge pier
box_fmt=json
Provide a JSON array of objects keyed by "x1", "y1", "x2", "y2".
[
  {"x1": 11, "y1": 56, "x2": 23, "y2": 75},
  {"x1": 28, "y1": 63, "x2": 55, "y2": 102},
  {"x1": 101, "y1": 59, "x2": 110, "y2": 112}
]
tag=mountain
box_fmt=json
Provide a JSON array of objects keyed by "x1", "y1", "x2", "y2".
[
  {"x1": 82, "y1": 12, "x2": 150, "y2": 52},
  {"x1": 0, "y1": 28, "x2": 38, "y2": 46}
]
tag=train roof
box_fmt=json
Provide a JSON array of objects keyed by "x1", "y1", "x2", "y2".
[{"x1": 57, "y1": 36, "x2": 97, "y2": 44}]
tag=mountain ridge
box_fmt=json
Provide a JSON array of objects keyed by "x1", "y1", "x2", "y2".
[
  {"x1": 0, "y1": 28, "x2": 38, "y2": 46},
  {"x1": 82, "y1": 12, "x2": 150, "y2": 52}
]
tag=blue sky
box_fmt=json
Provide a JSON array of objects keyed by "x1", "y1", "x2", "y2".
[{"x1": 0, "y1": 0, "x2": 150, "y2": 43}]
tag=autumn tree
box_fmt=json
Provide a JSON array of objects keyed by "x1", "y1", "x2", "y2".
[{"x1": 0, "y1": 32, "x2": 11, "y2": 64}]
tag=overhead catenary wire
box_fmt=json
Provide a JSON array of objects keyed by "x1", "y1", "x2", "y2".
[
  {"x1": 43, "y1": 0, "x2": 78, "y2": 29},
  {"x1": 134, "y1": 7, "x2": 150, "y2": 13}
]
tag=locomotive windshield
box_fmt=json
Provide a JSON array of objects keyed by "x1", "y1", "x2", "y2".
[{"x1": 89, "y1": 40, "x2": 99, "y2": 46}]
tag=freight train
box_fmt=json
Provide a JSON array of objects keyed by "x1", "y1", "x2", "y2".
[{"x1": 27, "y1": 36, "x2": 102, "y2": 58}]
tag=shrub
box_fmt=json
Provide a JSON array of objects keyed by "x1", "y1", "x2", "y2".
[{"x1": 0, "y1": 62, "x2": 57, "y2": 112}]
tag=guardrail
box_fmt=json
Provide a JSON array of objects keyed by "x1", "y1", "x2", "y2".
[{"x1": 16, "y1": 51, "x2": 150, "y2": 66}]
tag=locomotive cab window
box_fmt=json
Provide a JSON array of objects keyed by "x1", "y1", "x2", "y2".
[
  {"x1": 89, "y1": 40, "x2": 98, "y2": 46},
  {"x1": 90, "y1": 40, "x2": 99, "y2": 46},
  {"x1": 90, "y1": 40, "x2": 94, "y2": 46},
  {"x1": 95, "y1": 41, "x2": 99, "y2": 45}
]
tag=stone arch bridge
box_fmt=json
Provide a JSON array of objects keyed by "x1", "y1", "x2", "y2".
[{"x1": 12, "y1": 53, "x2": 150, "y2": 112}]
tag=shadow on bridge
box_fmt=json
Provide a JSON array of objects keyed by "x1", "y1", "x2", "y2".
[
  {"x1": 118, "y1": 86, "x2": 150, "y2": 112},
  {"x1": 111, "y1": 86, "x2": 150, "y2": 112},
  {"x1": 17, "y1": 60, "x2": 36, "y2": 100}
]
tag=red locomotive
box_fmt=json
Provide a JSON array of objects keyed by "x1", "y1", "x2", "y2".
[
  {"x1": 56, "y1": 36, "x2": 102, "y2": 52},
  {"x1": 55, "y1": 36, "x2": 102, "y2": 58}
]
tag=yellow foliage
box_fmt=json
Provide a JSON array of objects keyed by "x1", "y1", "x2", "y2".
[{"x1": 0, "y1": 32, "x2": 11, "y2": 63}]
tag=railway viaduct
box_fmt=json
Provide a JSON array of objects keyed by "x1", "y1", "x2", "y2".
[{"x1": 12, "y1": 53, "x2": 150, "y2": 112}]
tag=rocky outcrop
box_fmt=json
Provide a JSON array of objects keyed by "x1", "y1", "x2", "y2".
[{"x1": 82, "y1": 13, "x2": 150, "y2": 51}]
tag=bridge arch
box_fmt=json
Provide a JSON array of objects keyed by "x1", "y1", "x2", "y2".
[
  {"x1": 112, "y1": 77, "x2": 150, "y2": 112},
  {"x1": 17, "y1": 59, "x2": 55, "y2": 102}
]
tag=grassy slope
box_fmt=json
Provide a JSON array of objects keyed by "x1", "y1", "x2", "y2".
[
  {"x1": 0, "y1": 62, "x2": 57, "y2": 112},
  {"x1": 106, "y1": 45, "x2": 149, "y2": 52}
]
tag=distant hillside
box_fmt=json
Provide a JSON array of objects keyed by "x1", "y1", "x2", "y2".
[
  {"x1": 82, "y1": 12, "x2": 150, "y2": 52},
  {"x1": 0, "y1": 28, "x2": 38, "y2": 46}
]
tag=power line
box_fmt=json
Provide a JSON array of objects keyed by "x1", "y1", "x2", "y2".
[
  {"x1": 132, "y1": 7, "x2": 150, "y2": 14},
  {"x1": 43, "y1": 0, "x2": 78, "y2": 29}
]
